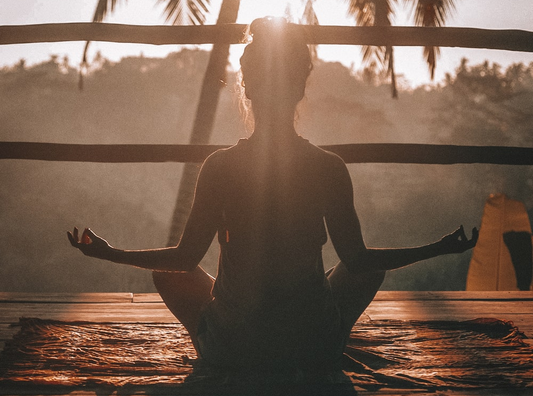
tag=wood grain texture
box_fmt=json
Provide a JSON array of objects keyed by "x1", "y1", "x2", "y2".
[{"x1": 2, "y1": 292, "x2": 532, "y2": 336}]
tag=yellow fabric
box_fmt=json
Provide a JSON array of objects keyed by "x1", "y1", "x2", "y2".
[{"x1": 467, "y1": 194, "x2": 532, "y2": 291}]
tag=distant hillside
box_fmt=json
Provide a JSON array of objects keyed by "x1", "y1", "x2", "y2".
[{"x1": 1, "y1": 51, "x2": 532, "y2": 292}]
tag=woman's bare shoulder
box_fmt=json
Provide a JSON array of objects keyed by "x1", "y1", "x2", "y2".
[
  {"x1": 301, "y1": 139, "x2": 347, "y2": 170},
  {"x1": 203, "y1": 140, "x2": 244, "y2": 164}
]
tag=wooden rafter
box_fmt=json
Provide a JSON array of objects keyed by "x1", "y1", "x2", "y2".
[{"x1": 1, "y1": 23, "x2": 532, "y2": 52}]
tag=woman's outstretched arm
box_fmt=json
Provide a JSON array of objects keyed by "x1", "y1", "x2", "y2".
[
  {"x1": 351, "y1": 226, "x2": 478, "y2": 272},
  {"x1": 68, "y1": 155, "x2": 221, "y2": 272},
  {"x1": 325, "y1": 154, "x2": 478, "y2": 273}
]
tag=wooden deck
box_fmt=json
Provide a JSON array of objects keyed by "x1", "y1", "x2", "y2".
[{"x1": 1, "y1": 291, "x2": 533, "y2": 395}]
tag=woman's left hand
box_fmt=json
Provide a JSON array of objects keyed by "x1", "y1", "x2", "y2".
[
  {"x1": 67, "y1": 227, "x2": 112, "y2": 260},
  {"x1": 440, "y1": 225, "x2": 479, "y2": 254}
]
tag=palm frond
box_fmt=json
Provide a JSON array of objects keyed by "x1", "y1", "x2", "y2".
[
  {"x1": 301, "y1": 0, "x2": 319, "y2": 25},
  {"x1": 81, "y1": 0, "x2": 125, "y2": 89},
  {"x1": 92, "y1": 0, "x2": 123, "y2": 23},
  {"x1": 346, "y1": 0, "x2": 393, "y2": 66},
  {"x1": 158, "y1": 0, "x2": 184, "y2": 24},
  {"x1": 83, "y1": 1, "x2": 125, "y2": 62},
  {"x1": 423, "y1": 45, "x2": 439, "y2": 79},
  {"x1": 346, "y1": 0, "x2": 398, "y2": 97},
  {"x1": 410, "y1": 0, "x2": 456, "y2": 79},
  {"x1": 301, "y1": 0, "x2": 319, "y2": 59},
  {"x1": 189, "y1": 0, "x2": 210, "y2": 24},
  {"x1": 346, "y1": 0, "x2": 375, "y2": 26},
  {"x1": 346, "y1": 0, "x2": 396, "y2": 27},
  {"x1": 284, "y1": 3, "x2": 295, "y2": 22},
  {"x1": 412, "y1": 0, "x2": 455, "y2": 26},
  {"x1": 158, "y1": 0, "x2": 211, "y2": 25}
]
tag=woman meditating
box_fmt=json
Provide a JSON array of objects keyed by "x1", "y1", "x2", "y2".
[{"x1": 69, "y1": 17, "x2": 477, "y2": 375}]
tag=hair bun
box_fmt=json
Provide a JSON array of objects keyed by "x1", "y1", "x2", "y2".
[{"x1": 249, "y1": 17, "x2": 290, "y2": 42}]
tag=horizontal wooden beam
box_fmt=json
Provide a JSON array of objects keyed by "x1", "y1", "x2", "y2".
[
  {"x1": 1, "y1": 23, "x2": 532, "y2": 52},
  {"x1": 1, "y1": 142, "x2": 532, "y2": 165}
]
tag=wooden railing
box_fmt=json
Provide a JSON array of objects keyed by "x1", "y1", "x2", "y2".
[
  {"x1": 1, "y1": 142, "x2": 532, "y2": 165},
  {"x1": 1, "y1": 23, "x2": 532, "y2": 52},
  {"x1": 1, "y1": 22, "x2": 532, "y2": 165}
]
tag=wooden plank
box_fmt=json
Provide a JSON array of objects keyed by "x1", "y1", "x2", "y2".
[
  {"x1": 365, "y1": 300, "x2": 533, "y2": 315},
  {"x1": 0, "y1": 142, "x2": 226, "y2": 164},
  {"x1": 0, "y1": 302, "x2": 177, "y2": 324},
  {"x1": 374, "y1": 291, "x2": 533, "y2": 301},
  {"x1": 1, "y1": 23, "x2": 532, "y2": 53},
  {"x1": 0, "y1": 292, "x2": 133, "y2": 303},
  {"x1": 1, "y1": 293, "x2": 532, "y2": 336},
  {"x1": 2, "y1": 291, "x2": 531, "y2": 304},
  {"x1": 133, "y1": 293, "x2": 163, "y2": 303},
  {"x1": 131, "y1": 290, "x2": 533, "y2": 302},
  {"x1": 365, "y1": 310, "x2": 533, "y2": 325},
  {"x1": 2, "y1": 298, "x2": 532, "y2": 329},
  {"x1": 364, "y1": 300, "x2": 533, "y2": 337}
]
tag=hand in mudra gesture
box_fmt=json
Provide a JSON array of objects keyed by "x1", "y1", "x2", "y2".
[
  {"x1": 68, "y1": 227, "x2": 112, "y2": 260},
  {"x1": 440, "y1": 225, "x2": 479, "y2": 254}
]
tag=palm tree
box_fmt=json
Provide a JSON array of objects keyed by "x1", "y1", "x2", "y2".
[{"x1": 345, "y1": 0, "x2": 456, "y2": 97}]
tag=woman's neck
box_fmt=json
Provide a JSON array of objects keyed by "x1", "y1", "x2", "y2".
[{"x1": 250, "y1": 102, "x2": 298, "y2": 142}]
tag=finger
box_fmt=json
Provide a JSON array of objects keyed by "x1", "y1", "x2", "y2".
[
  {"x1": 81, "y1": 228, "x2": 92, "y2": 244},
  {"x1": 67, "y1": 231, "x2": 77, "y2": 247},
  {"x1": 84, "y1": 228, "x2": 100, "y2": 245},
  {"x1": 73, "y1": 227, "x2": 79, "y2": 242},
  {"x1": 85, "y1": 228, "x2": 98, "y2": 240},
  {"x1": 470, "y1": 227, "x2": 480, "y2": 246},
  {"x1": 458, "y1": 225, "x2": 467, "y2": 241}
]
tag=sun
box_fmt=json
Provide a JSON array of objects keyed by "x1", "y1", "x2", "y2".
[{"x1": 237, "y1": 1, "x2": 305, "y2": 24}]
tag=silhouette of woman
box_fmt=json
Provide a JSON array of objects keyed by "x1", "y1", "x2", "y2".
[{"x1": 69, "y1": 17, "x2": 477, "y2": 374}]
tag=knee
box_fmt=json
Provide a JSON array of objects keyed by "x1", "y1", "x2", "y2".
[
  {"x1": 352, "y1": 268, "x2": 385, "y2": 292},
  {"x1": 330, "y1": 262, "x2": 385, "y2": 290},
  {"x1": 152, "y1": 271, "x2": 170, "y2": 292},
  {"x1": 366, "y1": 270, "x2": 386, "y2": 288},
  {"x1": 347, "y1": 262, "x2": 386, "y2": 286}
]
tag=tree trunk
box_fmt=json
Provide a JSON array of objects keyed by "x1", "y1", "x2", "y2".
[{"x1": 167, "y1": 0, "x2": 240, "y2": 246}]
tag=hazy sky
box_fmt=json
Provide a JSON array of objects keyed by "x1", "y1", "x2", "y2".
[{"x1": 1, "y1": 0, "x2": 532, "y2": 87}]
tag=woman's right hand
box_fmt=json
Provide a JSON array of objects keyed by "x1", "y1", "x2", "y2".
[
  {"x1": 439, "y1": 225, "x2": 479, "y2": 254},
  {"x1": 68, "y1": 227, "x2": 112, "y2": 260}
]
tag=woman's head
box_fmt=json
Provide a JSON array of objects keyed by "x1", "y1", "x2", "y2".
[{"x1": 240, "y1": 17, "x2": 312, "y2": 107}]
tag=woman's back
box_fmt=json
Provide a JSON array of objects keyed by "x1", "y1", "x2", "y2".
[
  {"x1": 209, "y1": 136, "x2": 339, "y2": 304},
  {"x1": 197, "y1": 135, "x2": 345, "y2": 370}
]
